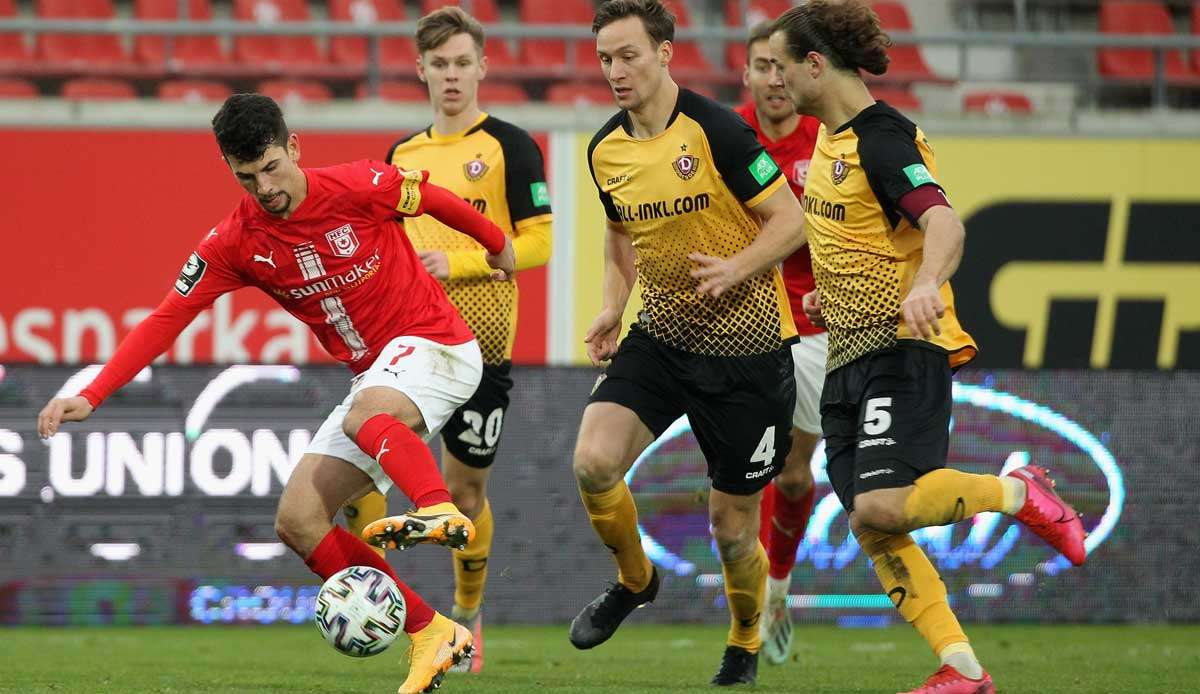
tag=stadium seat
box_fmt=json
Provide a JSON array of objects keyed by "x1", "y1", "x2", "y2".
[
  {"x1": 478, "y1": 81, "x2": 528, "y2": 104},
  {"x1": 963, "y1": 90, "x2": 1033, "y2": 115},
  {"x1": 870, "y1": 85, "x2": 921, "y2": 112},
  {"x1": 258, "y1": 79, "x2": 334, "y2": 104},
  {"x1": 661, "y1": 0, "x2": 715, "y2": 78},
  {"x1": 870, "y1": 1, "x2": 936, "y2": 82},
  {"x1": 61, "y1": 78, "x2": 137, "y2": 100},
  {"x1": 135, "y1": 0, "x2": 229, "y2": 72},
  {"x1": 546, "y1": 82, "x2": 616, "y2": 106},
  {"x1": 357, "y1": 80, "x2": 428, "y2": 101},
  {"x1": 0, "y1": 0, "x2": 30, "y2": 68},
  {"x1": 419, "y1": 0, "x2": 517, "y2": 70},
  {"x1": 0, "y1": 77, "x2": 36, "y2": 98},
  {"x1": 36, "y1": 0, "x2": 134, "y2": 73},
  {"x1": 519, "y1": 0, "x2": 598, "y2": 76},
  {"x1": 1098, "y1": 1, "x2": 1191, "y2": 81},
  {"x1": 233, "y1": 0, "x2": 327, "y2": 74},
  {"x1": 158, "y1": 79, "x2": 232, "y2": 102},
  {"x1": 328, "y1": 0, "x2": 418, "y2": 73},
  {"x1": 724, "y1": 0, "x2": 793, "y2": 70}
]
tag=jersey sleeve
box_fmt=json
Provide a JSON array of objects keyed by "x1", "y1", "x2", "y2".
[
  {"x1": 856, "y1": 124, "x2": 948, "y2": 225},
  {"x1": 79, "y1": 227, "x2": 246, "y2": 408},
  {"x1": 586, "y1": 122, "x2": 622, "y2": 223},
  {"x1": 686, "y1": 93, "x2": 784, "y2": 206},
  {"x1": 493, "y1": 125, "x2": 553, "y2": 226}
]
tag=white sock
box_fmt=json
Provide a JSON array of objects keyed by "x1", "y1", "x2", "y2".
[
  {"x1": 939, "y1": 642, "x2": 983, "y2": 680},
  {"x1": 1000, "y1": 476, "x2": 1026, "y2": 515},
  {"x1": 766, "y1": 574, "x2": 791, "y2": 603}
]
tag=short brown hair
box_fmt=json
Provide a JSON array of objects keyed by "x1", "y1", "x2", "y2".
[
  {"x1": 592, "y1": 0, "x2": 675, "y2": 45},
  {"x1": 416, "y1": 6, "x2": 485, "y2": 55},
  {"x1": 772, "y1": 0, "x2": 890, "y2": 75},
  {"x1": 745, "y1": 21, "x2": 774, "y2": 63}
]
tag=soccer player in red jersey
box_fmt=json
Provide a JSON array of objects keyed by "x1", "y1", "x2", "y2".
[
  {"x1": 34, "y1": 94, "x2": 514, "y2": 694},
  {"x1": 735, "y1": 22, "x2": 823, "y2": 666}
]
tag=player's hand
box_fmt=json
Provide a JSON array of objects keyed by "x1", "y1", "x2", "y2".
[
  {"x1": 901, "y1": 280, "x2": 945, "y2": 339},
  {"x1": 417, "y1": 251, "x2": 450, "y2": 280},
  {"x1": 689, "y1": 253, "x2": 745, "y2": 299},
  {"x1": 37, "y1": 396, "x2": 94, "y2": 439},
  {"x1": 802, "y1": 289, "x2": 825, "y2": 328},
  {"x1": 584, "y1": 308, "x2": 622, "y2": 366},
  {"x1": 486, "y1": 237, "x2": 516, "y2": 281}
]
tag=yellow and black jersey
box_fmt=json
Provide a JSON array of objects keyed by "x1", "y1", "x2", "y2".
[
  {"x1": 388, "y1": 113, "x2": 553, "y2": 364},
  {"x1": 803, "y1": 101, "x2": 976, "y2": 372},
  {"x1": 588, "y1": 88, "x2": 797, "y2": 357}
]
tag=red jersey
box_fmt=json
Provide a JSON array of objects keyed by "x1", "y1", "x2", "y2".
[
  {"x1": 735, "y1": 103, "x2": 823, "y2": 336},
  {"x1": 80, "y1": 160, "x2": 506, "y2": 408}
]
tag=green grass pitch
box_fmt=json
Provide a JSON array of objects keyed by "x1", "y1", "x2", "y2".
[{"x1": 2, "y1": 624, "x2": 1196, "y2": 693}]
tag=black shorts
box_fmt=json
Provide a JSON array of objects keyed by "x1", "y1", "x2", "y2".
[
  {"x1": 441, "y1": 361, "x2": 514, "y2": 468},
  {"x1": 589, "y1": 325, "x2": 796, "y2": 496},
  {"x1": 821, "y1": 342, "x2": 952, "y2": 511}
]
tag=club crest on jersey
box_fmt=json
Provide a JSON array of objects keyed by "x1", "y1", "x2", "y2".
[
  {"x1": 831, "y1": 159, "x2": 850, "y2": 185},
  {"x1": 325, "y1": 224, "x2": 359, "y2": 257},
  {"x1": 463, "y1": 157, "x2": 488, "y2": 182},
  {"x1": 672, "y1": 154, "x2": 700, "y2": 180}
]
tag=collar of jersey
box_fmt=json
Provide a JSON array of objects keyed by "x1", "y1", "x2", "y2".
[
  {"x1": 428, "y1": 112, "x2": 489, "y2": 142},
  {"x1": 619, "y1": 88, "x2": 684, "y2": 139}
]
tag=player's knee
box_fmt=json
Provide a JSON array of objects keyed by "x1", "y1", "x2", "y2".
[
  {"x1": 709, "y1": 509, "x2": 756, "y2": 562},
  {"x1": 275, "y1": 506, "x2": 319, "y2": 556},
  {"x1": 447, "y1": 479, "x2": 484, "y2": 519},
  {"x1": 851, "y1": 493, "x2": 907, "y2": 535},
  {"x1": 572, "y1": 440, "x2": 623, "y2": 493},
  {"x1": 775, "y1": 464, "x2": 814, "y2": 500},
  {"x1": 341, "y1": 405, "x2": 373, "y2": 441}
]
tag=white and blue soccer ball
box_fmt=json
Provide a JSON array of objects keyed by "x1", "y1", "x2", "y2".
[{"x1": 314, "y1": 566, "x2": 407, "y2": 657}]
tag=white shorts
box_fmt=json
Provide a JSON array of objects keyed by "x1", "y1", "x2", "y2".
[
  {"x1": 790, "y1": 332, "x2": 828, "y2": 435},
  {"x1": 305, "y1": 336, "x2": 484, "y2": 494}
]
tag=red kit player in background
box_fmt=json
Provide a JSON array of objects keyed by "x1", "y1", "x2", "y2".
[
  {"x1": 735, "y1": 22, "x2": 823, "y2": 667},
  {"x1": 35, "y1": 94, "x2": 514, "y2": 694}
]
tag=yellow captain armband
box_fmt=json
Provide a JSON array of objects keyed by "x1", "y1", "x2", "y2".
[{"x1": 395, "y1": 168, "x2": 424, "y2": 215}]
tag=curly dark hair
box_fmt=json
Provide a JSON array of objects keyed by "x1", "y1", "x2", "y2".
[
  {"x1": 211, "y1": 94, "x2": 290, "y2": 162},
  {"x1": 773, "y1": 0, "x2": 891, "y2": 76}
]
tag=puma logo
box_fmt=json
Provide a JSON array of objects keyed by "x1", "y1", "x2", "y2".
[
  {"x1": 375, "y1": 439, "x2": 389, "y2": 463},
  {"x1": 253, "y1": 250, "x2": 276, "y2": 268},
  {"x1": 370, "y1": 168, "x2": 385, "y2": 186}
]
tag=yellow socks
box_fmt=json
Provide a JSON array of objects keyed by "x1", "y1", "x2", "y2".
[
  {"x1": 902, "y1": 469, "x2": 1005, "y2": 529},
  {"x1": 452, "y1": 498, "x2": 494, "y2": 614},
  {"x1": 343, "y1": 491, "x2": 388, "y2": 558},
  {"x1": 858, "y1": 529, "x2": 967, "y2": 655},
  {"x1": 579, "y1": 482, "x2": 652, "y2": 592},
  {"x1": 721, "y1": 542, "x2": 768, "y2": 653}
]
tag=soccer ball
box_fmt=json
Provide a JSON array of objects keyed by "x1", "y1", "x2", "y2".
[{"x1": 314, "y1": 566, "x2": 407, "y2": 657}]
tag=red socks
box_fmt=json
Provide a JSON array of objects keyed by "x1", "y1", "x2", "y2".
[
  {"x1": 759, "y1": 481, "x2": 817, "y2": 580},
  {"x1": 305, "y1": 525, "x2": 435, "y2": 633},
  {"x1": 354, "y1": 413, "x2": 451, "y2": 508}
]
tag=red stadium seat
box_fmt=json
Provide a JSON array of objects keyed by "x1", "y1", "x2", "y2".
[
  {"x1": 870, "y1": 1, "x2": 936, "y2": 82},
  {"x1": 419, "y1": 0, "x2": 517, "y2": 69},
  {"x1": 329, "y1": 0, "x2": 418, "y2": 72},
  {"x1": 519, "y1": 0, "x2": 597, "y2": 76},
  {"x1": 0, "y1": 0, "x2": 31, "y2": 68},
  {"x1": 258, "y1": 79, "x2": 334, "y2": 104},
  {"x1": 135, "y1": 0, "x2": 229, "y2": 71},
  {"x1": 61, "y1": 78, "x2": 137, "y2": 100},
  {"x1": 233, "y1": 0, "x2": 326, "y2": 74},
  {"x1": 36, "y1": 0, "x2": 134, "y2": 73},
  {"x1": 158, "y1": 79, "x2": 232, "y2": 102},
  {"x1": 545, "y1": 81, "x2": 616, "y2": 106},
  {"x1": 478, "y1": 81, "x2": 528, "y2": 104},
  {"x1": 357, "y1": 80, "x2": 428, "y2": 101},
  {"x1": 869, "y1": 85, "x2": 921, "y2": 112},
  {"x1": 0, "y1": 77, "x2": 37, "y2": 98},
  {"x1": 661, "y1": 0, "x2": 715, "y2": 77},
  {"x1": 963, "y1": 90, "x2": 1033, "y2": 115},
  {"x1": 724, "y1": 0, "x2": 793, "y2": 70},
  {"x1": 1098, "y1": 1, "x2": 1191, "y2": 81}
]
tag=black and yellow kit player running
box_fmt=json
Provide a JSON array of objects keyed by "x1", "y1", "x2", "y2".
[
  {"x1": 587, "y1": 88, "x2": 798, "y2": 495},
  {"x1": 389, "y1": 113, "x2": 552, "y2": 467},
  {"x1": 802, "y1": 101, "x2": 977, "y2": 509}
]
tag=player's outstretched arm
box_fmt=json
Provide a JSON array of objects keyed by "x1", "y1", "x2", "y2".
[
  {"x1": 691, "y1": 185, "x2": 807, "y2": 298},
  {"x1": 901, "y1": 205, "x2": 964, "y2": 339},
  {"x1": 37, "y1": 396, "x2": 94, "y2": 439},
  {"x1": 584, "y1": 221, "x2": 636, "y2": 366},
  {"x1": 414, "y1": 178, "x2": 514, "y2": 279}
]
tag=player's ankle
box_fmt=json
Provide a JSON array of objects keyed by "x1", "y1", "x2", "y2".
[
  {"x1": 938, "y1": 642, "x2": 983, "y2": 680},
  {"x1": 999, "y1": 477, "x2": 1026, "y2": 515},
  {"x1": 766, "y1": 574, "x2": 791, "y2": 599}
]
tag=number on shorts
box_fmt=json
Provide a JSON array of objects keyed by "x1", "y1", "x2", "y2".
[
  {"x1": 387, "y1": 345, "x2": 415, "y2": 366},
  {"x1": 863, "y1": 397, "x2": 893, "y2": 435},
  {"x1": 750, "y1": 426, "x2": 777, "y2": 466},
  {"x1": 457, "y1": 408, "x2": 504, "y2": 448}
]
